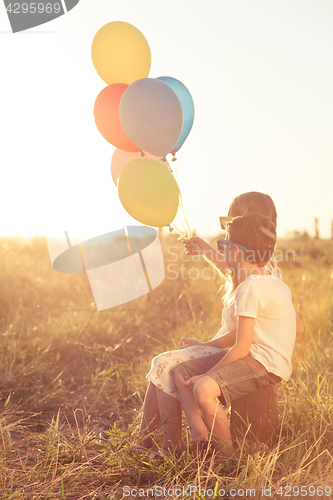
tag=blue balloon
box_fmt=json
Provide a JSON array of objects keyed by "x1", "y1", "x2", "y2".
[{"x1": 157, "y1": 76, "x2": 194, "y2": 155}]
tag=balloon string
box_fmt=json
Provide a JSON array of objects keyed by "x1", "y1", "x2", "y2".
[{"x1": 169, "y1": 159, "x2": 225, "y2": 280}]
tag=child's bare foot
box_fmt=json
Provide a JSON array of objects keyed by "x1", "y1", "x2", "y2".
[
  {"x1": 174, "y1": 439, "x2": 210, "y2": 458},
  {"x1": 149, "y1": 447, "x2": 171, "y2": 462},
  {"x1": 133, "y1": 443, "x2": 153, "y2": 454}
]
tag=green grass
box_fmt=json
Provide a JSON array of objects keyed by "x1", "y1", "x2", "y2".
[{"x1": 0, "y1": 235, "x2": 332, "y2": 499}]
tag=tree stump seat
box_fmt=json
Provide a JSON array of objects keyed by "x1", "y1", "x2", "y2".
[{"x1": 229, "y1": 383, "x2": 278, "y2": 448}]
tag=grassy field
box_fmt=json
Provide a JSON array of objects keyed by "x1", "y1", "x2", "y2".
[{"x1": 0, "y1": 234, "x2": 332, "y2": 499}]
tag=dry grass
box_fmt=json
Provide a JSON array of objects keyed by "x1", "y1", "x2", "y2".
[{"x1": 0, "y1": 235, "x2": 332, "y2": 499}]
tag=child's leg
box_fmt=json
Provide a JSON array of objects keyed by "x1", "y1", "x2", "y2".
[
  {"x1": 139, "y1": 382, "x2": 182, "y2": 450},
  {"x1": 138, "y1": 382, "x2": 160, "y2": 448},
  {"x1": 175, "y1": 367, "x2": 208, "y2": 441},
  {"x1": 156, "y1": 389, "x2": 182, "y2": 450},
  {"x1": 174, "y1": 353, "x2": 276, "y2": 455},
  {"x1": 193, "y1": 376, "x2": 233, "y2": 453}
]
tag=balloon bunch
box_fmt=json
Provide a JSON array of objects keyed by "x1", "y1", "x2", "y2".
[{"x1": 91, "y1": 21, "x2": 194, "y2": 232}]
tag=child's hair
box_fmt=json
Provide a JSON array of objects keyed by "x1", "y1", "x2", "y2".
[
  {"x1": 228, "y1": 192, "x2": 277, "y2": 226},
  {"x1": 223, "y1": 192, "x2": 277, "y2": 307},
  {"x1": 227, "y1": 212, "x2": 277, "y2": 266}
]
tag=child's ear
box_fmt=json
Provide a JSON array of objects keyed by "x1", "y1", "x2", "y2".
[
  {"x1": 234, "y1": 246, "x2": 243, "y2": 261},
  {"x1": 232, "y1": 245, "x2": 240, "y2": 255}
]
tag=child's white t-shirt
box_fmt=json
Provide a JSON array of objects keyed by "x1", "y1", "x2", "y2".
[{"x1": 235, "y1": 274, "x2": 296, "y2": 381}]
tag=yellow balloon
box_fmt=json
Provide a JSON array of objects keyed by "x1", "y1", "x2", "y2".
[
  {"x1": 118, "y1": 159, "x2": 179, "y2": 227},
  {"x1": 91, "y1": 22, "x2": 151, "y2": 85}
]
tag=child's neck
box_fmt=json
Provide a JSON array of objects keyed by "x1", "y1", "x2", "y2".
[{"x1": 238, "y1": 261, "x2": 270, "y2": 283}]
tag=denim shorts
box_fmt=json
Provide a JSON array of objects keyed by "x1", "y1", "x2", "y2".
[{"x1": 177, "y1": 349, "x2": 281, "y2": 407}]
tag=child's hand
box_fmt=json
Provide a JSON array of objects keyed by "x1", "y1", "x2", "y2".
[
  {"x1": 185, "y1": 375, "x2": 205, "y2": 389},
  {"x1": 182, "y1": 237, "x2": 212, "y2": 256},
  {"x1": 179, "y1": 337, "x2": 202, "y2": 349}
]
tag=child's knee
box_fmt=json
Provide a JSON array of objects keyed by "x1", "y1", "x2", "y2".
[{"x1": 193, "y1": 376, "x2": 220, "y2": 406}]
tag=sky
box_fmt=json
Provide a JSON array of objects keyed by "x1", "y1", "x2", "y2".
[{"x1": 0, "y1": 0, "x2": 333, "y2": 240}]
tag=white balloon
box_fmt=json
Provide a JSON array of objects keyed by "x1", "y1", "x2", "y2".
[{"x1": 119, "y1": 78, "x2": 183, "y2": 157}]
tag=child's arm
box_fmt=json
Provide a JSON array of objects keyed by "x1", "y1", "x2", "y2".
[
  {"x1": 205, "y1": 317, "x2": 254, "y2": 373},
  {"x1": 183, "y1": 237, "x2": 227, "y2": 272},
  {"x1": 184, "y1": 317, "x2": 254, "y2": 386},
  {"x1": 179, "y1": 328, "x2": 237, "y2": 350}
]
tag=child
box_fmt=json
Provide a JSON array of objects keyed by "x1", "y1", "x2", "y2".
[
  {"x1": 137, "y1": 192, "x2": 301, "y2": 456},
  {"x1": 174, "y1": 213, "x2": 297, "y2": 455}
]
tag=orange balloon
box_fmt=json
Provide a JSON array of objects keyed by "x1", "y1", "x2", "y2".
[{"x1": 94, "y1": 84, "x2": 140, "y2": 152}]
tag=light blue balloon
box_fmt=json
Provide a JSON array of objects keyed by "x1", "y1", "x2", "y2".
[{"x1": 157, "y1": 76, "x2": 194, "y2": 155}]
